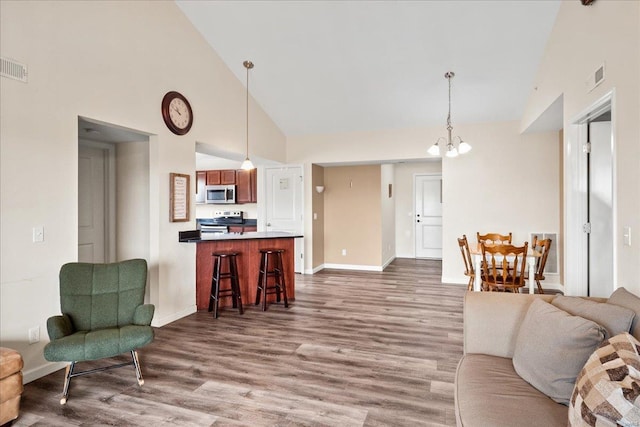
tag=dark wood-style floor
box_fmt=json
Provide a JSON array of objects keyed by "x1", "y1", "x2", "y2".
[{"x1": 15, "y1": 259, "x2": 465, "y2": 426}]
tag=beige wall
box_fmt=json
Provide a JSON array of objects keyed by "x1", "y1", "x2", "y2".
[
  {"x1": 0, "y1": 1, "x2": 285, "y2": 381},
  {"x1": 324, "y1": 165, "x2": 382, "y2": 267},
  {"x1": 289, "y1": 121, "x2": 560, "y2": 281},
  {"x1": 394, "y1": 161, "x2": 442, "y2": 258},
  {"x1": 116, "y1": 141, "x2": 150, "y2": 265},
  {"x1": 311, "y1": 164, "x2": 325, "y2": 270},
  {"x1": 521, "y1": 0, "x2": 640, "y2": 295},
  {"x1": 380, "y1": 164, "x2": 395, "y2": 267},
  {"x1": 441, "y1": 122, "x2": 560, "y2": 284}
]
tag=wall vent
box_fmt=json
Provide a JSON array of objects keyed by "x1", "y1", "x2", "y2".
[
  {"x1": 586, "y1": 63, "x2": 605, "y2": 93},
  {"x1": 1, "y1": 57, "x2": 28, "y2": 83}
]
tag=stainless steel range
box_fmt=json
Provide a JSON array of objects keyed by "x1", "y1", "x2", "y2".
[{"x1": 197, "y1": 211, "x2": 244, "y2": 234}]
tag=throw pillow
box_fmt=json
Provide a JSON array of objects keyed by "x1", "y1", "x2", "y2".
[
  {"x1": 569, "y1": 332, "x2": 640, "y2": 427},
  {"x1": 553, "y1": 295, "x2": 635, "y2": 339},
  {"x1": 608, "y1": 288, "x2": 640, "y2": 338},
  {"x1": 513, "y1": 298, "x2": 606, "y2": 405}
]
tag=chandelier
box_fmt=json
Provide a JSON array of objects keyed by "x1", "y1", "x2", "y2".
[{"x1": 427, "y1": 71, "x2": 471, "y2": 158}]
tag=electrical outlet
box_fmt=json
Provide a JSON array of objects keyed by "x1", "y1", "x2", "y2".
[
  {"x1": 28, "y1": 326, "x2": 40, "y2": 344},
  {"x1": 342, "y1": 249, "x2": 347, "y2": 256},
  {"x1": 32, "y1": 226, "x2": 44, "y2": 242}
]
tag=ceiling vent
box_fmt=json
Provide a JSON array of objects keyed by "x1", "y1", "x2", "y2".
[
  {"x1": 586, "y1": 63, "x2": 605, "y2": 93},
  {"x1": 1, "y1": 57, "x2": 28, "y2": 83}
]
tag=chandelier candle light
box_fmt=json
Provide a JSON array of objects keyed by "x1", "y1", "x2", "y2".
[
  {"x1": 428, "y1": 71, "x2": 472, "y2": 158},
  {"x1": 240, "y1": 60, "x2": 255, "y2": 170}
]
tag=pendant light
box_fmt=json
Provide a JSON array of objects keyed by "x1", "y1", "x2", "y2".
[
  {"x1": 428, "y1": 71, "x2": 471, "y2": 158},
  {"x1": 240, "y1": 60, "x2": 255, "y2": 170}
]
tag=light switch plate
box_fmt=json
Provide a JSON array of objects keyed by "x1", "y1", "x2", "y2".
[
  {"x1": 623, "y1": 226, "x2": 631, "y2": 246},
  {"x1": 33, "y1": 226, "x2": 44, "y2": 242}
]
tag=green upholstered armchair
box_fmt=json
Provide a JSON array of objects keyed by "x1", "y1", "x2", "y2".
[{"x1": 44, "y1": 259, "x2": 154, "y2": 404}]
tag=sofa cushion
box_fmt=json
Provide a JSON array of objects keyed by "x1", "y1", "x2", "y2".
[
  {"x1": 608, "y1": 287, "x2": 640, "y2": 340},
  {"x1": 455, "y1": 354, "x2": 567, "y2": 427},
  {"x1": 513, "y1": 299, "x2": 606, "y2": 405},
  {"x1": 569, "y1": 333, "x2": 640, "y2": 427},
  {"x1": 552, "y1": 295, "x2": 635, "y2": 339}
]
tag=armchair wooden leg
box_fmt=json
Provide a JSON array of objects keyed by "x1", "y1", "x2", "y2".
[
  {"x1": 60, "y1": 362, "x2": 74, "y2": 405},
  {"x1": 131, "y1": 350, "x2": 144, "y2": 386}
]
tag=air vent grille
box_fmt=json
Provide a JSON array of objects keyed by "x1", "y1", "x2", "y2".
[
  {"x1": 586, "y1": 63, "x2": 605, "y2": 93},
  {"x1": 1, "y1": 57, "x2": 28, "y2": 83}
]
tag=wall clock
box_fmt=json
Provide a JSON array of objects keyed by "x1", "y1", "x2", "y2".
[{"x1": 161, "y1": 91, "x2": 193, "y2": 135}]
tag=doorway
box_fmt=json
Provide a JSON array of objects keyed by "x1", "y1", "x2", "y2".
[
  {"x1": 77, "y1": 117, "x2": 151, "y2": 263},
  {"x1": 565, "y1": 92, "x2": 615, "y2": 297},
  {"x1": 78, "y1": 142, "x2": 114, "y2": 263},
  {"x1": 587, "y1": 117, "x2": 613, "y2": 297},
  {"x1": 414, "y1": 174, "x2": 442, "y2": 259}
]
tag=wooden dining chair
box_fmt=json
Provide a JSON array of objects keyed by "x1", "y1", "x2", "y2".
[
  {"x1": 477, "y1": 232, "x2": 512, "y2": 245},
  {"x1": 528, "y1": 236, "x2": 552, "y2": 294},
  {"x1": 457, "y1": 235, "x2": 475, "y2": 290},
  {"x1": 480, "y1": 242, "x2": 528, "y2": 293}
]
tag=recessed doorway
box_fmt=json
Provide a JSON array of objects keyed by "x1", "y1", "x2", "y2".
[{"x1": 77, "y1": 117, "x2": 151, "y2": 263}]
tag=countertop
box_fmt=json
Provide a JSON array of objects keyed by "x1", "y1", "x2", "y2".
[{"x1": 179, "y1": 230, "x2": 303, "y2": 243}]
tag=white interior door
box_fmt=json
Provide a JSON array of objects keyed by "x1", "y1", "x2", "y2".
[
  {"x1": 78, "y1": 145, "x2": 106, "y2": 263},
  {"x1": 415, "y1": 174, "x2": 442, "y2": 259},
  {"x1": 264, "y1": 166, "x2": 304, "y2": 273},
  {"x1": 588, "y1": 121, "x2": 613, "y2": 297}
]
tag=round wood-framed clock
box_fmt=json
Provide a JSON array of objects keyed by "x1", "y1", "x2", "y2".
[{"x1": 161, "y1": 91, "x2": 193, "y2": 135}]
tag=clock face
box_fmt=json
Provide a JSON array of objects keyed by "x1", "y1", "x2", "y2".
[
  {"x1": 161, "y1": 91, "x2": 193, "y2": 135},
  {"x1": 169, "y1": 98, "x2": 190, "y2": 130}
]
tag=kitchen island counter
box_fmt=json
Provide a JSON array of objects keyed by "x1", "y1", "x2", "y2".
[
  {"x1": 180, "y1": 231, "x2": 302, "y2": 242},
  {"x1": 180, "y1": 230, "x2": 302, "y2": 311}
]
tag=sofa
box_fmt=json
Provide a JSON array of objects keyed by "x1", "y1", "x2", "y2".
[{"x1": 454, "y1": 288, "x2": 640, "y2": 427}]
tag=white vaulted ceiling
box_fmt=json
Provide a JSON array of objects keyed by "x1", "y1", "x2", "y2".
[{"x1": 177, "y1": 0, "x2": 560, "y2": 137}]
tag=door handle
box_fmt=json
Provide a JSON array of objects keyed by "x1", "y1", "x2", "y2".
[
  {"x1": 267, "y1": 223, "x2": 271, "y2": 227},
  {"x1": 417, "y1": 220, "x2": 421, "y2": 223}
]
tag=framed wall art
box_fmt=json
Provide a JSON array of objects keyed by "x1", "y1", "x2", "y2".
[{"x1": 170, "y1": 173, "x2": 190, "y2": 222}]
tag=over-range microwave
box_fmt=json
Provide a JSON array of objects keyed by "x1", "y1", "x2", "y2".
[{"x1": 205, "y1": 185, "x2": 236, "y2": 204}]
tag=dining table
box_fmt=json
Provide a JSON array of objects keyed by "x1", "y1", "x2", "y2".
[{"x1": 469, "y1": 242, "x2": 541, "y2": 294}]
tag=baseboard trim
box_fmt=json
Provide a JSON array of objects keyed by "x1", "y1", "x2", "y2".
[
  {"x1": 23, "y1": 361, "x2": 67, "y2": 384},
  {"x1": 151, "y1": 305, "x2": 197, "y2": 328},
  {"x1": 305, "y1": 264, "x2": 325, "y2": 274},
  {"x1": 382, "y1": 256, "x2": 395, "y2": 270},
  {"x1": 442, "y1": 277, "x2": 468, "y2": 285},
  {"x1": 322, "y1": 263, "x2": 383, "y2": 272}
]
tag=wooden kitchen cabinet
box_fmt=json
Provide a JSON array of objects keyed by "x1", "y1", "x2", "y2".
[
  {"x1": 228, "y1": 225, "x2": 257, "y2": 233},
  {"x1": 201, "y1": 168, "x2": 256, "y2": 204},
  {"x1": 205, "y1": 170, "x2": 236, "y2": 185},
  {"x1": 236, "y1": 168, "x2": 257, "y2": 203},
  {"x1": 206, "y1": 170, "x2": 221, "y2": 185},
  {"x1": 220, "y1": 170, "x2": 236, "y2": 184}
]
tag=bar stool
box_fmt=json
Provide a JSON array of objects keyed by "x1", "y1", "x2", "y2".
[
  {"x1": 255, "y1": 249, "x2": 289, "y2": 311},
  {"x1": 209, "y1": 252, "x2": 243, "y2": 318}
]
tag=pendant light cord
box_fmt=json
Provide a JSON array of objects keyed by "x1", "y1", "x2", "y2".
[
  {"x1": 446, "y1": 72, "x2": 453, "y2": 142},
  {"x1": 246, "y1": 63, "x2": 249, "y2": 158}
]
